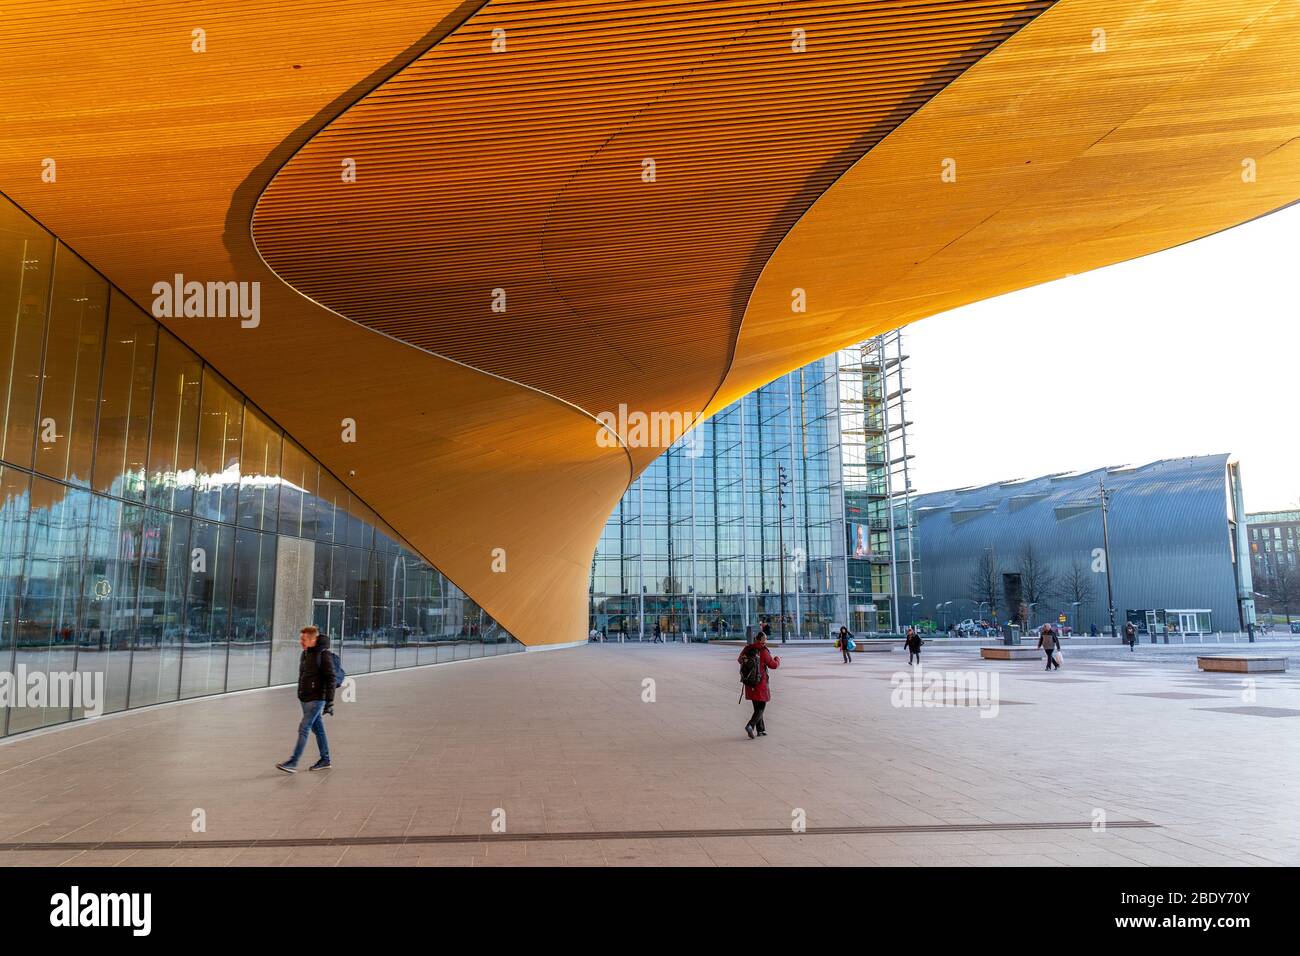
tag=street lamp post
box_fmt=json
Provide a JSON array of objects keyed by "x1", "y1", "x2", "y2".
[
  {"x1": 1099, "y1": 477, "x2": 1118, "y2": 638},
  {"x1": 777, "y1": 463, "x2": 789, "y2": 644},
  {"x1": 938, "y1": 600, "x2": 954, "y2": 631}
]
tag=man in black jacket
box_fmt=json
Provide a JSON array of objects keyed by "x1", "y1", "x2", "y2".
[{"x1": 277, "y1": 626, "x2": 335, "y2": 773}]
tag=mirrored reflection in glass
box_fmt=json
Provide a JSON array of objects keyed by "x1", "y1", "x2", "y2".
[
  {"x1": 237, "y1": 403, "x2": 281, "y2": 531},
  {"x1": 0, "y1": 466, "x2": 32, "y2": 735},
  {"x1": 180, "y1": 518, "x2": 233, "y2": 699},
  {"x1": 79, "y1": 493, "x2": 141, "y2": 717},
  {"x1": 94, "y1": 291, "x2": 156, "y2": 499},
  {"x1": 0, "y1": 201, "x2": 54, "y2": 471},
  {"x1": 193, "y1": 368, "x2": 242, "y2": 525},
  {"x1": 278, "y1": 437, "x2": 317, "y2": 538},
  {"x1": 146, "y1": 331, "x2": 201, "y2": 515},
  {"x1": 36, "y1": 246, "x2": 107, "y2": 486},
  {"x1": 130, "y1": 510, "x2": 189, "y2": 708},
  {"x1": 228, "y1": 528, "x2": 274, "y2": 691},
  {"x1": 10, "y1": 478, "x2": 91, "y2": 734}
]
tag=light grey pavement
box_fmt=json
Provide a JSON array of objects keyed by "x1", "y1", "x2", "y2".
[{"x1": 0, "y1": 642, "x2": 1297, "y2": 866}]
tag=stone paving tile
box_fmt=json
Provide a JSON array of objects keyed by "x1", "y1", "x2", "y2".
[
  {"x1": 0, "y1": 849, "x2": 87, "y2": 866},
  {"x1": 29, "y1": 848, "x2": 111, "y2": 866},
  {"x1": 113, "y1": 848, "x2": 193, "y2": 867},
  {"x1": 337, "y1": 845, "x2": 423, "y2": 866}
]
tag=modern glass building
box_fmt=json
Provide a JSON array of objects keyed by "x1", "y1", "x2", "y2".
[
  {"x1": 910, "y1": 455, "x2": 1253, "y2": 638},
  {"x1": 1247, "y1": 509, "x2": 1300, "y2": 622},
  {"x1": 0, "y1": 194, "x2": 520, "y2": 738},
  {"x1": 590, "y1": 332, "x2": 917, "y2": 640}
]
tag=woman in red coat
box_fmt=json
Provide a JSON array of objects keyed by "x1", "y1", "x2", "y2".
[{"x1": 738, "y1": 632, "x2": 781, "y2": 738}]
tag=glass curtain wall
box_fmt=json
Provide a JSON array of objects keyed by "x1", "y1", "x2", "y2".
[
  {"x1": 0, "y1": 194, "x2": 521, "y2": 738},
  {"x1": 591, "y1": 355, "x2": 854, "y2": 640},
  {"x1": 591, "y1": 337, "x2": 915, "y2": 640}
]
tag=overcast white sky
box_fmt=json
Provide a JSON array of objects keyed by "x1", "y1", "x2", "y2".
[{"x1": 903, "y1": 203, "x2": 1299, "y2": 514}]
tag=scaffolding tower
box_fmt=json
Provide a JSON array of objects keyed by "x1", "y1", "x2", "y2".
[{"x1": 836, "y1": 329, "x2": 918, "y2": 631}]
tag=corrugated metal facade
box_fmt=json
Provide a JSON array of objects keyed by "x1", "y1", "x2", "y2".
[{"x1": 911, "y1": 455, "x2": 1243, "y2": 633}]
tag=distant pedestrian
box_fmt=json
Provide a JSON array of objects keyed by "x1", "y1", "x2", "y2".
[
  {"x1": 653, "y1": 621, "x2": 662, "y2": 643},
  {"x1": 277, "y1": 626, "x2": 336, "y2": 773},
  {"x1": 1124, "y1": 621, "x2": 1137, "y2": 651},
  {"x1": 738, "y1": 630, "x2": 780, "y2": 738},
  {"x1": 838, "y1": 625, "x2": 853, "y2": 664},
  {"x1": 904, "y1": 626, "x2": 923, "y2": 664},
  {"x1": 1038, "y1": 624, "x2": 1061, "y2": 671}
]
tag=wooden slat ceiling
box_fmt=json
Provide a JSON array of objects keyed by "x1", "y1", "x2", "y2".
[
  {"x1": 706, "y1": 0, "x2": 1300, "y2": 414},
  {"x1": 254, "y1": 0, "x2": 1053, "y2": 469},
  {"x1": 2, "y1": 0, "x2": 1297, "y2": 646}
]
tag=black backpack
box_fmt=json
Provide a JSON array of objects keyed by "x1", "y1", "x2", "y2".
[
  {"x1": 739, "y1": 646, "x2": 763, "y2": 688},
  {"x1": 328, "y1": 650, "x2": 346, "y2": 688}
]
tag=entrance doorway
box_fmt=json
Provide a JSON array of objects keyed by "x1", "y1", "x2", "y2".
[{"x1": 312, "y1": 598, "x2": 345, "y2": 649}]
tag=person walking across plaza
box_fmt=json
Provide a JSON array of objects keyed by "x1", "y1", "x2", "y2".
[
  {"x1": 904, "y1": 626, "x2": 923, "y2": 665},
  {"x1": 1124, "y1": 620, "x2": 1137, "y2": 652},
  {"x1": 1038, "y1": 623, "x2": 1061, "y2": 671},
  {"x1": 838, "y1": 624, "x2": 853, "y2": 663},
  {"x1": 738, "y1": 630, "x2": 781, "y2": 739},
  {"x1": 277, "y1": 625, "x2": 336, "y2": 773}
]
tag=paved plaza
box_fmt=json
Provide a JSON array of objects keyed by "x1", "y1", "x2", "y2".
[{"x1": 0, "y1": 642, "x2": 1297, "y2": 867}]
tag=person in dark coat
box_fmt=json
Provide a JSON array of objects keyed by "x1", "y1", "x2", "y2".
[
  {"x1": 738, "y1": 631, "x2": 781, "y2": 738},
  {"x1": 837, "y1": 625, "x2": 853, "y2": 664},
  {"x1": 904, "y1": 626, "x2": 923, "y2": 664},
  {"x1": 1038, "y1": 623, "x2": 1061, "y2": 671},
  {"x1": 277, "y1": 626, "x2": 336, "y2": 772}
]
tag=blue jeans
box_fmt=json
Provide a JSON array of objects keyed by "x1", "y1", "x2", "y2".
[{"x1": 289, "y1": 700, "x2": 329, "y2": 764}]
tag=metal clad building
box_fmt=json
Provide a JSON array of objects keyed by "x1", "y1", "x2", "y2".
[{"x1": 911, "y1": 455, "x2": 1248, "y2": 636}]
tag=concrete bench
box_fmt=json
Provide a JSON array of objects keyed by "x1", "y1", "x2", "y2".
[
  {"x1": 980, "y1": 646, "x2": 1045, "y2": 660},
  {"x1": 1197, "y1": 656, "x2": 1287, "y2": 673}
]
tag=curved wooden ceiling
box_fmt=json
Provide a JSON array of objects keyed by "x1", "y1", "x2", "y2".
[
  {"x1": 253, "y1": 0, "x2": 1052, "y2": 468},
  {"x1": 2, "y1": 0, "x2": 1297, "y2": 646},
  {"x1": 707, "y1": 0, "x2": 1300, "y2": 414}
]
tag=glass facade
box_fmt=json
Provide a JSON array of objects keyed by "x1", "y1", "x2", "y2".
[
  {"x1": 0, "y1": 194, "x2": 520, "y2": 738},
  {"x1": 590, "y1": 334, "x2": 918, "y2": 640}
]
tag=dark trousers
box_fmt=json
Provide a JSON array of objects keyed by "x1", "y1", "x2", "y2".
[
  {"x1": 842, "y1": 646, "x2": 852, "y2": 663},
  {"x1": 908, "y1": 650, "x2": 920, "y2": 664},
  {"x1": 1044, "y1": 647, "x2": 1059, "y2": 669},
  {"x1": 748, "y1": 701, "x2": 767, "y2": 733}
]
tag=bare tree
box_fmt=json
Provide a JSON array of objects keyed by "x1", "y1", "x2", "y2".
[
  {"x1": 1055, "y1": 558, "x2": 1096, "y2": 632},
  {"x1": 1267, "y1": 560, "x2": 1297, "y2": 624},
  {"x1": 1018, "y1": 543, "x2": 1057, "y2": 627},
  {"x1": 968, "y1": 550, "x2": 999, "y2": 620}
]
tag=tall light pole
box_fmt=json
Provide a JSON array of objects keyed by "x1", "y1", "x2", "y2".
[
  {"x1": 1099, "y1": 477, "x2": 1118, "y2": 638},
  {"x1": 777, "y1": 462, "x2": 789, "y2": 644}
]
